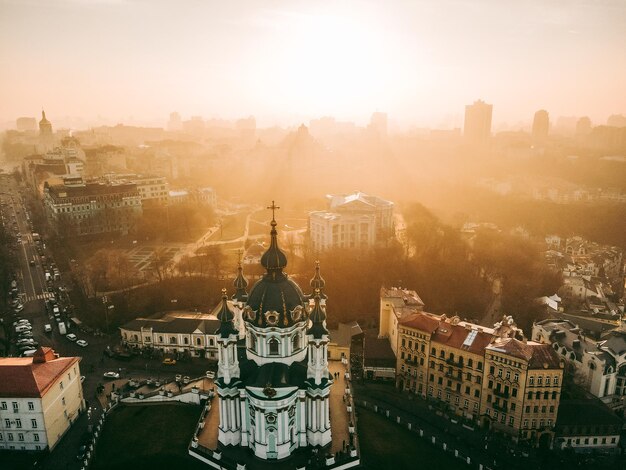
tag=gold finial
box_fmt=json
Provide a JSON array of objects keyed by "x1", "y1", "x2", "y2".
[{"x1": 221, "y1": 287, "x2": 227, "y2": 297}]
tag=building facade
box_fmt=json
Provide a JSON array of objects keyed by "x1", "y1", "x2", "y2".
[
  {"x1": 216, "y1": 215, "x2": 333, "y2": 460},
  {"x1": 464, "y1": 100, "x2": 493, "y2": 146},
  {"x1": 43, "y1": 176, "x2": 142, "y2": 237},
  {"x1": 533, "y1": 319, "x2": 626, "y2": 413},
  {"x1": 0, "y1": 348, "x2": 84, "y2": 451},
  {"x1": 481, "y1": 338, "x2": 563, "y2": 444},
  {"x1": 309, "y1": 191, "x2": 394, "y2": 252},
  {"x1": 120, "y1": 311, "x2": 223, "y2": 359}
]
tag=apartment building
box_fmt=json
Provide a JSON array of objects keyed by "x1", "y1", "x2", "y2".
[
  {"x1": 482, "y1": 338, "x2": 563, "y2": 444},
  {"x1": 0, "y1": 347, "x2": 84, "y2": 451},
  {"x1": 379, "y1": 287, "x2": 425, "y2": 357},
  {"x1": 43, "y1": 176, "x2": 142, "y2": 237}
]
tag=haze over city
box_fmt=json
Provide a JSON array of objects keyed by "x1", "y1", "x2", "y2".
[
  {"x1": 1, "y1": 2, "x2": 626, "y2": 470},
  {"x1": 2, "y1": 0, "x2": 626, "y2": 128}
]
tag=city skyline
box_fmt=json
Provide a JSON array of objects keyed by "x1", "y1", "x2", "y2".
[{"x1": 1, "y1": 0, "x2": 625, "y2": 128}]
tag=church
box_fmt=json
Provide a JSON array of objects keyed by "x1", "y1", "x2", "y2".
[{"x1": 215, "y1": 204, "x2": 333, "y2": 460}]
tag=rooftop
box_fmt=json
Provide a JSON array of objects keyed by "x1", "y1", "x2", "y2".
[
  {"x1": 556, "y1": 400, "x2": 622, "y2": 428},
  {"x1": 121, "y1": 310, "x2": 221, "y2": 335},
  {"x1": 487, "y1": 338, "x2": 563, "y2": 369},
  {"x1": 0, "y1": 347, "x2": 79, "y2": 398}
]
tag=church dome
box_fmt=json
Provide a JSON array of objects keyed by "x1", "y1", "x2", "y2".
[{"x1": 245, "y1": 209, "x2": 306, "y2": 328}]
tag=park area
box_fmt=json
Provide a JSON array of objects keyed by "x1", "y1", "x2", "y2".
[
  {"x1": 92, "y1": 404, "x2": 206, "y2": 470},
  {"x1": 357, "y1": 407, "x2": 465, "y2": 470}
]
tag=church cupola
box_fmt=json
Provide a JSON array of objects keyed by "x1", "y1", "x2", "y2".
[
  {"x1": 307, "y1": 289, "x2": 328, "y2": 339},
  {"x1": 232, "y1": 260, "x2": 248, "y2": 303},
  {"x1": 309, "y1": 260, "x2": 327, "y2": 300},
  {"x1": 260, "y1": 205, "x2": 288, "y2": 277},
  {"x1": 217, "y1": 288, "x2": 238, "y2": 338}
]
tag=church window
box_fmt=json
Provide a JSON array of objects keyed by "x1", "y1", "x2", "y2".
[
  {"x1": 269, "y1": 338, "x2": 279, "y2": 355},
  {"x1": 250, "y1": 335, "x2": 257, "y2": 352},
  {"x1": 292, "y1": 334, "x2": 300, "y2": 351}
]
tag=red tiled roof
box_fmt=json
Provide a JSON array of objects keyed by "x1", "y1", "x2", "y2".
[
  {"x1": 399, "y1": 312, "x2": 440, "y2": 333},
  {"x1": 431, "y1": 322, "x2": 494, "y2": 355},
  {"x1": 487, "y1": 338, "x2": 562, "y2": 369},
  {"x1": 0, "y1": 349, "x2": 79, "y2": 398}
]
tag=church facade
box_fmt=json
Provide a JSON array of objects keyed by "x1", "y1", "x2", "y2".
[{"x1": 215, "y1": 208, "x2": 332, "y2": 460}]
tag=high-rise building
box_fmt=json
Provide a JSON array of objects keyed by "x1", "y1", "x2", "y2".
[
  {"x1": 576, "y1": 116, "x2": 592, "y2": 136},
  {"x1": 167, "y1": 112, "x2": 182, "y2": 132},
  {"x1": 38, "y1": 110, "x2": 52, "y2": 136},
  {"x1": 532, "y1": 109, "x2": 549, "y2": 144},
  {"x1": 464, "y1": 100, "x2": 492, "y2": 146},
  {"x1": 16, "y1": 117, "x2": 37, "y2": 131}
]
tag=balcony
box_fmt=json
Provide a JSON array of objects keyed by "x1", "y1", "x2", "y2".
[
  {"x1": 446, "y1": 358, "x2": 464, "y2": 368},
  {"x1": 445, "y1": 372, "x2": 463, "y2": 382},
  {"x1": 492, "y1": 402, "x2": 508, "y2": 412},
  {"x1": 493, "y1": 389, "x2": 509, "y2": 398}
]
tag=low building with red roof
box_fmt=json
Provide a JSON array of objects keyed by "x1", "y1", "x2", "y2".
[{"x1": 0, "y1": 347, "x2": 84, "y2": 452}]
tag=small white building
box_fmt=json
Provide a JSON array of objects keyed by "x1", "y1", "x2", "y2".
[
  {"x1": 555, "y1": 400, "x2": 622, "y2": 453},
  {"x1": 120, "y1": 311, "x2": 223, "y2": 360},
  {"x1": 0, "y1": 348, "x2": 85, "y2": 451}
]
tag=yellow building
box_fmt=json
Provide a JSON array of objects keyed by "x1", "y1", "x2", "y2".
[
  {"x1": 0, "y1": 347, "x2": 84, "y2": 451},
  {"x1": 481, "y1": 338, "x2": 564, "y2": 446},
  {"x1": 379, "y1": 287, "x2": 424, "y2": 357},
  {"x1": 397, "y1": 313, "x2": 494, "y2": 420}
]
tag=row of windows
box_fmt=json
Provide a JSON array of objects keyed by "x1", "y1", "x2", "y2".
[
  {"x1": 3, "y1": 418, "x2": 38, "y2": 429},
  {"x1": 1, "y1": 402, "x2": 36, "y2": 412},
  {"x1": 528, "y1": 375, "x2": 559, "y2": 386},
  {"x1": 488, "y1": 366, "x2": 520, "y2": 382},
  {"x1": 430, "y1": 348, "x2": 483, "y2": 370},
  {"x1": 527, "y1": 391, "x2": 558, "y2": 400},
  {"x1": 427, "y1": 387, "x2": 479, "y2": 410},
  {"x1": 567, "y1": 437, "x2": 617, "y2": 446},
  {"x1": 123, "y1": 332, "x2": 215, "y2": 347},
  {"x1": 0, "y1": 432, "x2": 40, "y2": 442},
  {"x1": 487, "y1": 353, "x2": 523, "y2": 369}
]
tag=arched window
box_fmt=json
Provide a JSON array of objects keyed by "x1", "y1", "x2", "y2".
[
  {"x1": 292, "y1": 334, "x2": 299, "y2": 352},
  {"x1": 183, "y1": 337, "x2": 189, "y2": 345},
  {"x1": 250, "y1": 335, "x2": 257, "y2": 352},
  {"x1": 588, "y1": 362, "x2": 596, "y2": 371},
  {"x1": 269, "y1": 338, "x2": 279, "y2": 356},
  {"x1": 133, "y1": 334, "x2": 138, "y2": 342},
  {"x1": 196, "y1": 337, "x2": 201, "y2": 346}
]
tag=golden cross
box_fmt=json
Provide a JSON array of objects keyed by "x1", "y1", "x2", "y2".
[{"x1": 267, "y1": 200, "x2": 280, "y2": 220}]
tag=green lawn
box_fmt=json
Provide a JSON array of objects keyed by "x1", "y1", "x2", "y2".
[
  {"x1": 358, "y1": 407, "x2": 466, "y2": 470},
  {"x1": 92, "y1": 404, "x2": 206, "y2": 470}
]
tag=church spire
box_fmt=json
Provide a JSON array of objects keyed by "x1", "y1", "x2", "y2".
[
  {"x1": 260, "y1": 201, "x2": 287, "y2": 275},
  {"x1": 217, "y1": 288, "x2": 237, "y2": 338},
  {"x1": 307, "y1": 289, "x2": 328, "y2": 339},
  {"x1": 232, "y1": 251, "x2": 248, "y2": 302},
  {"x1": 309, "y1": 260, "x2": 327, "y2": 299}
]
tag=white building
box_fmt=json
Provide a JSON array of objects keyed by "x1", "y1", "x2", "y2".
[
  {"x1": 555, "y1": 400, "x2": 622, "y2": 453},
  {"x1": 0, "y1": 348, "x2": 84, "y2": 451},
  {"x1": 105, "y1": 173, "x2": 169, "y2": 206},
  {"x1": 119, "y1": 311, "x2": 223, "y2": 359},
  {"x1": 533, "y1": 319, "x2": 626, "y2": 412},
  {"x1": 309, "y1": 191, "x2": 394, "y2": 252},
  {"x1": 215, "y1": 216, "x2": 333, "y2": 460}
]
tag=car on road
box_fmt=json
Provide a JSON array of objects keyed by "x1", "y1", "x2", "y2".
[
  {"x1": 103, "y1": 372, "x2": 120, "y2": 379},
  {"x1": 162, "y1": 358, "x2": 177, "y2": 366},
  {"x1": 13, "y1": 304, "x2": 24, "y2": 313},
  {"x1": 44, "y1": 324, "x2": 52, "y2": 333},
  {"x1": 66, "y1": 333, "x2": 77, "y2": 342},
  {"x1": 76, "y1": 340, "x2": 88, "y2": 347}
]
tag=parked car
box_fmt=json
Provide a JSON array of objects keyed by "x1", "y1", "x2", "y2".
[
  {"x1": 66, "y1": 333, "x2": 77, "y2": 341},
  {"x1": 44, "y1": 324, "x2": 52, "y2": 333},
  {"x1": 76, "y1": 340, "x2": 88, "y2": 347},
  {"x1": 103, "y1": 372, "x2": 120, "y2": 379},
  {"x1": 15, "y1": 324, "x2": 32, "y2": 333},
  {"x1": 162, "y1": 358, "x2": 176, "y2": 366}
]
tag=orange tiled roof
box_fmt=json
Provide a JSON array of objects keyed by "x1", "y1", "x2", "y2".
[
  {"x1": 399, "y1": 312, "x2": 440, "y2": 333},
  {"x1": 431, "y1": 321, "x2": 494, "y2": 355},
  {"x1": 487, "y1": 338, "x2": 562, "y2": 369},
  {"x1": 0, "y1": 348, "x2": 79, "y2": 398}
]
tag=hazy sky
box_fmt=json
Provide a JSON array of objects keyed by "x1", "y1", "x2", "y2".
[{"x1": 1, "y1": 0, "x2": 625, "y2": 128}]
